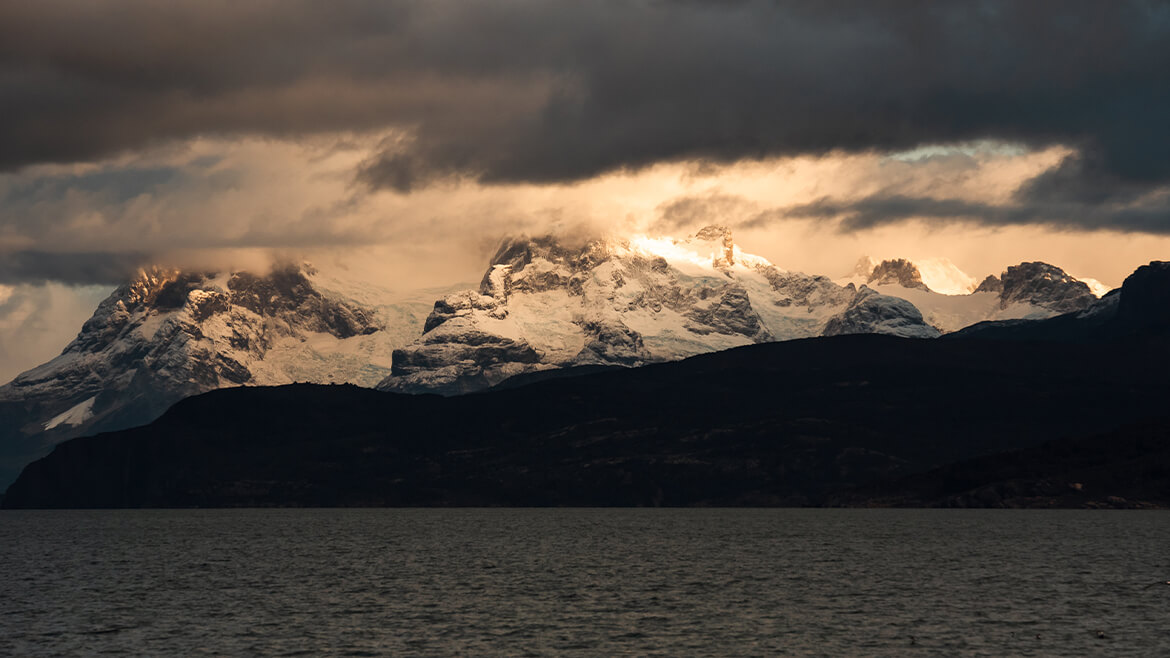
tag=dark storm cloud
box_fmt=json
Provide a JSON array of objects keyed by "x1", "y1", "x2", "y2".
[
  {"x1": 2, "y1": 167, "x2": 180, "y2": 205},
  {"x1": 777, "y1": 194, "x2": 1170, "y2": 234},
  {"x1": 655, "y1": 193, "x2": 761, "y2": 231},
  {"x1": 2, "y1": 1, "x2": 1169, "y2": 210},
  {"x1": 0, "y1": 252, "x2": 149, "y2": 286}
]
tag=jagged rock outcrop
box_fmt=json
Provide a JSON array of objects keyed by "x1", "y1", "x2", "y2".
[
  {"x1": 0, "y1": 264, "x2": 433, "y2": 489},
  {"x1": 379, "y1": 228, "x2": 937, "y2": 395},
  {"x1": 868, "y1": 259, "x2": 930, "y2": 291}
]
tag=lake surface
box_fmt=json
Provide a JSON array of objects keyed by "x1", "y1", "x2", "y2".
[{"x1": 1, "y1": 509, "x2": 1168, "y2": 656}]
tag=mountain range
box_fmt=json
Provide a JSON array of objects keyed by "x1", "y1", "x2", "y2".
[
  {"x1": 376, "y1": 227, "x2": 1098, "y2": 394},
  {"x1": 5, "y1": 255, "x2": 1168, "y2": 508},
  {"x1": 0, "y1": 226, "x2": 1114, "y2": 490}
]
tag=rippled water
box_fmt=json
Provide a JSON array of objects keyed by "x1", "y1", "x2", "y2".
[{"x1": 1, "y1": 509, "x2": 1168, "y2": 656}]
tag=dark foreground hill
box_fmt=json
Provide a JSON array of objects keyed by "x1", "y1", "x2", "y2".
[
  {"x1": 828, "y1": 416, "x2": 1170, "y2": 508},
  {"x1": 4, "y1": 334, "x2": 1169, "y2": 508}
]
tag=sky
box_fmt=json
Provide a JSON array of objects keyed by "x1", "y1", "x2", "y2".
[{"x1": 2, "y1": 0, "x2": 1170, "y2": 381}]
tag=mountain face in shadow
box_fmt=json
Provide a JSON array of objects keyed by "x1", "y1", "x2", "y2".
[
  {"x1": 827, "y1": 416, "x2": 1170, "y2": 509},
  {"x1": 5, "y1": 333, "x2": 1168, "y2": 509}
]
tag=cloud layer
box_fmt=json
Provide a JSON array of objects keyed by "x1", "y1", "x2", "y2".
[
  {"x1": 3, "y1": 0, "x2": 1169, "y2": 204},
  {"x1": 4, "y1": 1, "x2": 1170, "y2": 384},
  {"x1": 1, "y1": 1, "x2": 1169, "y2": 292}
]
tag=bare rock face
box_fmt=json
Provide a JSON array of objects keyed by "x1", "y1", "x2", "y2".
[
  {"x1": 998, "y1": 262, "x2": 1095, "y2": 313},
  {"x1": 576, "y1": 318, "x2": 648, "y2": 365},
  {"x1": 0, "y1": 264, "x2": 391, "y2": 489},
  {"x1": 379, "y1": 227, "x2": 938, "y2": 395},
  {"x1": 227, "y1": 267, "x2": 380, "y2": 339},
  {"x1": 684, "y1": 285, "x2": 769, "y2": 338},
  {"x1": 868, "y1": 259, "x2": 930, "y2": 291},
  {"x1": 759, "y1": 269, "x2": 855, "y2": 309}
]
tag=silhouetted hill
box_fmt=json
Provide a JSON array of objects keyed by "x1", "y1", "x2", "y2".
[
  {"x1": 5, "y1": 334, "x2": 1168, "y2": 508},
  {"x1": 828, "y1": 417, "x2": 1170, "y2": 508}
]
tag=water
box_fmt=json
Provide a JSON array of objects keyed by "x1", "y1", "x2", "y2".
[{"x1": 1, "y1": 509, "x2": 1168, "y2": 656}]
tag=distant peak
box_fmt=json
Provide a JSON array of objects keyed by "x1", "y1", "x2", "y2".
[
  {"x1": 974, "y1": 274, "x2": 1003, "y2": 294},
  {"x1": 1000, "y1": 262, "x2": 1082, "y2": 293},
  {"x1": 849, "y1": 256, "x2": 879, "y2": 279},
  {"x1": 868, "y1": 258, "x2": 930, "y2": 291},
  {"x1": 847, "y1": 256, "x2": 977, "y2": 295},
  {"x1": 689, "y1": 225, "x2": 735, "y2": 266},
  {"x1": 910, "y1": 257, "x2": 978, "y2": 295},
  {"x1": 692, "y1": 224, "x2": 733, "y2": 243},
  {"x1": 996, "y1": 261, "x2": 1095, "y2": 312}
]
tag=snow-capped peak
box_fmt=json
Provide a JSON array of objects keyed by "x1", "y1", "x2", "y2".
[
  {"x1": 626, "y1": 225, "x2": 774, "y2": 274},
  {"x1": 912, "y1": 258, "x2": 979, "y2": 296},
  {"x1": 1072, "y1": 276, "x2": 1113, "y2": 298},
  {"x1": 841, "y1": 255, "x2": 977, "y2": 295},
  {"x1": 378, "y1": 227, "x2": 936, "y2": 395},
  {"x1": 838, "y1": 257, "x2": 1098, "y2": 333}
]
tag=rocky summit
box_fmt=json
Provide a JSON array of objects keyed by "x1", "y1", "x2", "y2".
[
  {"x1": 996, "y1": 262, "x2": 1096, "y2": 313},
  {"x1": 868, "y1": 258, "x2": 930, "y2": 291}
]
